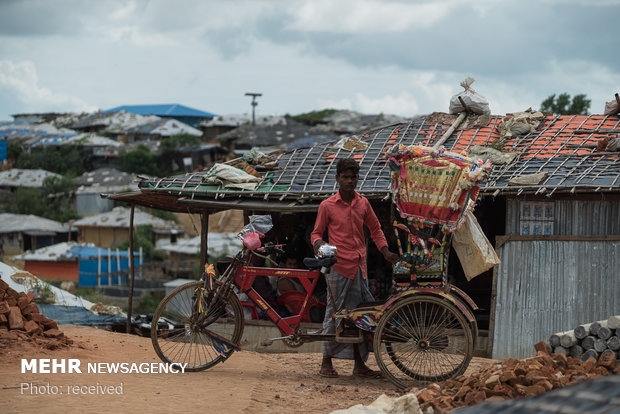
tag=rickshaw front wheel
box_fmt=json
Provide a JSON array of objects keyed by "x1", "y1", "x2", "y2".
[{"x1": 373, "y1": 295, "x2": 473, "y2": 388}]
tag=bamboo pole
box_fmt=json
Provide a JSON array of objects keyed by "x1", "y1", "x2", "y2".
[
  {"x1": 433, "y1": 112, "x2": 467, "y2": 149},
  {"x1": 126, "y1": 204, "x2": 136, "y2": 334}
]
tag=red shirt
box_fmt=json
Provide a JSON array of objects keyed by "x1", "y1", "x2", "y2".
[{"x1": 311, "y1": 191, "x2": 388, "y2": 280}]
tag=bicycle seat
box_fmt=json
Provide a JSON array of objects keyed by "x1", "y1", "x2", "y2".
[{"x1": 303, "y1": 257, "x2": 337, "y2": 270}]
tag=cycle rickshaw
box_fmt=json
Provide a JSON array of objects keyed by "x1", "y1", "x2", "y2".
[{"x1": 151, "y1": 144, "x2": 491, "y2": 389}]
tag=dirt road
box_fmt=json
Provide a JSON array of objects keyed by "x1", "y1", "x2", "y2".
[{"x1": 0, "y1": 325, "x2": 491, "y2": 414}]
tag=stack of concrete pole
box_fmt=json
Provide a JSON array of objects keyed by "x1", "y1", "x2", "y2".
[{"x1": 548, "y1": 315, "x2": 620, "y2": 363}]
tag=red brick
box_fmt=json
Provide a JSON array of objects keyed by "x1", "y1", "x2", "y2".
[
  {"x1": 525, "y1": 370, "x2": 546, "y2": 385},
  {"x1": 499, "y1": 370, "x2": 516, "y2": 383},
  {"x1": 8, "y1": 306, "x2": 24, "y2": 330},
  {"x1": 582, "y1": 358, "x2": 597, "y2": 373},
  {"x1": 592, "y1": 366, "x2": 609, "y2": 376},
  {"x1": 534, "y1": 341, "x2": 551, "y2": 355},
  {"x1": 30, "y1": 313, "x2": 45, "y2": 322},
  {"x1": 597, "y1": 353, "x2": 617, "y2": 370},
  {"x1": 524, "y1": 385, "x2": 546, "y2": 396},
  {"x1": 552, "y1": 353, "x2": 567, "y2": 368},
  {"x1": 17, "y1": 296, "x2": 30, "y2": 310},
  {"x1": 464, "y1": 390, "x2": 486, "y2": 406},
  {"x1": 21, "y1": 303, "x2": 39, "y2": 315},
  {"x1": 42, "y1": 319, "x2": 58, "y2": 331},
  {"x1": 24, "y1": 319, "x2": 42, "y2": 335},
  {"x1": 42, "y1": 328, "x2": 64, "y2": 338},
  {"x1": 453, "y1": 385, "x2": 472, "y2": 401},
  {"x1": 535, "y1": 379, "x2": 554, "y2": 391},
  {"x1": 0, "y1": 300, "x2": 9, "y2": 314},
  {"x1": 6, "y1": 287, "x2": 19, "y2": 299},
  {"x1": 503, "y1": 358, "x2": 519, "y2": 368},
  {"x1": 416, "y1": 388, "x2": 440, "y2": 404},
  {"x1": 484, "y1": 374, "x2": 501, "y2": 388}
]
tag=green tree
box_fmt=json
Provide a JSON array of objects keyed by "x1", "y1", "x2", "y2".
[
  {"x1": 117, "y1": 224, "x2": 160, "y2": 260},
  {"x1": 120, "y1": 145, "x2": 162, "y2": 176},
  {"x1": 159, "y1": 133, "x2": 201, "y2": 152},
  {"x1": 159, "y1": 133, "x2": 201, "y2": 174},
  {"x1": 540, "y1": 93, "x2": 591, "y2": 115},
  {"x1": 11, "y1": 175, "x2": 79, "y2": 222},
  {"x1": 15, "y1": 145, "x2": 90, "y2": 176}
]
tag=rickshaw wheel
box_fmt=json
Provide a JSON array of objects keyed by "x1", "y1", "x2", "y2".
[
  {"x1": 373, "y1": 295, "x2": 473, "y2": 388},
  {"x1": 151, "y1": 281, "x2": 244, "y2": 371}
]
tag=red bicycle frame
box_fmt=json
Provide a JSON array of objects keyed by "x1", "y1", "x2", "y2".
[{"x1": 234, "y1": 264, "x2": 322, "y2": 336}]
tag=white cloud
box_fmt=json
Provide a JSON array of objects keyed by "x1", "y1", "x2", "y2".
[
  {"x1": 0, "y1": 60, "x2": 97, "y2": 114},
  {"x1": 287, "y1": 0, "x2": 454, "y2": 33}
]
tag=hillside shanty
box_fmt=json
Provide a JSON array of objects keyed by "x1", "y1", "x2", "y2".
[
  {"x1": 105, "y1": 108, "x2": 620, "y2": 359},
  {"x1": 72, "y1": 206, "x2": 184, "y2": 249}
]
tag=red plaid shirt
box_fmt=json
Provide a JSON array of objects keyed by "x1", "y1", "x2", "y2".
[{"x1": 311, "y1": 191, "x2": 388, "y2": 280}]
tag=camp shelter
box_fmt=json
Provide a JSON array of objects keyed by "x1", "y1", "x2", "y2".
[
  {"x1": 14, "y1": 241, "x2": 142, "y2": 287},
  {"x1": 105, "y1": 111, "x2": 620, "y2": 359},
  {"x1": 0, "y1": 213, "x2": 76, "y2": 255},
  {"x1": 72, "y1": 206, "x2": 184, "y2": 249}
]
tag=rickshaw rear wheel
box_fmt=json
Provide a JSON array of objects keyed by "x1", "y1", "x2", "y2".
[{"x1": 373, "y1": 295, "x2": 473, "y2": 388}]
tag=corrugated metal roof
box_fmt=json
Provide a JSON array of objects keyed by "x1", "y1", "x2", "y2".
[
  {"x1": 103, "y1": 104, "x2": 216, "y2": 118},
  {"x1": 0, "y1": 213, "x2": 69, "y2": 233},
  {"x1": 72, "y1": 206, "x2": 182, "y2": 232},
  {"x1": 0, "y1": 169, "x2": 61, "y2": 188}
]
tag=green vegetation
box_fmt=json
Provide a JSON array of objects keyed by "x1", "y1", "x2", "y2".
[
  {"x1": 119, "y1": 145, "x2": 164, "y2": 176},
  {"x1": 27, "y1": 279, "x2": 56, "y2": 304},
  {"x1": 286, "y1": 109, "x2": 339, "y2": 125},
  {"x1": 116, "y1": 224, "x2": 165, "y2": 260},
  {"x1": 16, "y1": 145, "x2": 91, "y2": 176},
  {"x1": 159, "y1": 133, "x2": 201, "y2": 152},
  {"x1": 9, "y1": 175, "x2": 80, "y2": 222},
  {"x1": 73, "y1": 287, "x2": 107, "y2": 304},
  {"x1": 540, "y1": 93, "x2": 591, "y2": 115},
  {"x1": 131, "y1": 291, "x2": 165, "y2": 314}
]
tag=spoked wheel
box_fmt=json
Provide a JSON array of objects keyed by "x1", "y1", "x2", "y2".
[
  {"x1": 151, "y1": 281, "x2": 244, "y2": 371},
  {"x1": 373, "y1": 295, "x2": 473, "y2": 388}
]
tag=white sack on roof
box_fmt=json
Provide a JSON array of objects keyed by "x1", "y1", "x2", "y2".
[
  {"x1": 449, "y1": 77, "x2": 490, "y2": 115},
  {"x1": 497, "y1": 109, "x2": 545, "y2": 141},
  {"x1": 202, "y1": 163, "x2": 261, "y2": 190},
  {"x1": 508, "y1": 172, "x2": 549, "y2": 186},
  {"x1": 469, "y1": 145, "x2": 520, "y2": 165},
  {"x1": 333, "y1": 136, "x2": 368, "y2": 152}
]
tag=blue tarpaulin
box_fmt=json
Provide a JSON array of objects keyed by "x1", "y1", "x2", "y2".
[{"x1": 37, "y1": 304, "x2": 126, "y2": 326}]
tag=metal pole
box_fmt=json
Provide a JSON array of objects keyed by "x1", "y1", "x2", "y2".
[
  {"x1": 97, "y1": 248, "x2": 101, "y2": 288},
  {"x1": 245, "y1": 92, "x2": 262, "y2": 126},
  {"x1": 107, "y1": 248, "x2": 112, "y2": 286},
  {"x1": 200, "y1": 211, "x2": 209, "y2": 274},
  {"x1": 127, "y1": 204, "x2": 136, "y2": 334}
]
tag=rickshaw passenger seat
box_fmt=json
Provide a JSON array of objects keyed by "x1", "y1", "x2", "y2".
[{"x1": 303, "y1": 257, "x2": 337, "y2": 270}]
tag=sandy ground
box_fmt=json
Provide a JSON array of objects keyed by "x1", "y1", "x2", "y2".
[{"x1": 0, "y1": 325, "x2": 493, "y2": 414}]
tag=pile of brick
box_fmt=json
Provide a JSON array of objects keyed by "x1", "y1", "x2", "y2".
[
  {"x1": 413, "y1": 342, "x2": 620, "y2": 413},
  {"x1": 0, "y1": 276, "x2": 71, "y2": 348}
]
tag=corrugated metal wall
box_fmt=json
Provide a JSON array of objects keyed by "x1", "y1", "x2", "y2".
[
  {"x1": 492, "y1": 239, "x2": 620, "y2": 360},
  {"x1": 506, "y1": 199, "x2": 620, "y2": 235}
]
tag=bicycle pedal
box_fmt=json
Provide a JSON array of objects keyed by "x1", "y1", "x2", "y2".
[{"x1": 261, "y1": 339, "x2": 274, "y2": 346}]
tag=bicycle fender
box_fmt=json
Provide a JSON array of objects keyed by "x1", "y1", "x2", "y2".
[{"x1": 382, "y1": 289, "x2": 477, "y2": 324}]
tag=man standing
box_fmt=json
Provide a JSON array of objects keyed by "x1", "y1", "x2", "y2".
[{"x1": 311, "y1": 158, "x2": 399, "y2": 378}]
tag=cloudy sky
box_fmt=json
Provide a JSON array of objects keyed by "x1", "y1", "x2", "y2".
[{"x1": 0, "y1": 0, "x2": 618, "y2": 122}]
